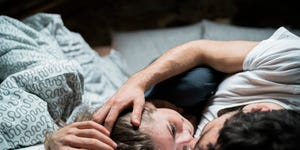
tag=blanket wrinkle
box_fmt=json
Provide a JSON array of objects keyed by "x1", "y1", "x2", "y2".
[{"x1": 0, "y1": 13, "x2": 129, "y2": 149}]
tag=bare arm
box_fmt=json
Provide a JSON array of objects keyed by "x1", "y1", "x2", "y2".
[
  {"x1": 133, "y1": 40, "x2": 258, "y2": 89},
  {"x1": 93, "y1": 40, "x2": 258, "y2": 131}
]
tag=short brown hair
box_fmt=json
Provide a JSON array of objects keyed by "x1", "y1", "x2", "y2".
[
  {"x1": 110, "y1": 108, "x2": 157, "y2": 150},
  {"x1": 72, "y1": 106, "x2": 157, "y2": 150}
]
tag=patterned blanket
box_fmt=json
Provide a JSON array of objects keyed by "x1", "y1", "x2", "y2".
[{"x1": 0, "y1": 13, "x2": 130, "y2": 149}]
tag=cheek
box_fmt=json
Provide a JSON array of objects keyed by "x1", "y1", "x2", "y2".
[
  {"x1": 150, "y1": 131, "x2": 176, "y2": 150},
  {"x1": 161, "y1": 142, "x2": 176, "y2": 150},
  {"x1": 143, "y1": 122, "x2": 175, "y2": 146}
]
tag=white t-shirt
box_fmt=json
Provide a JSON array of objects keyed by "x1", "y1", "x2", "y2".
[{"x1": 195, "y1": 27, "x2": 300, "y2": 137}]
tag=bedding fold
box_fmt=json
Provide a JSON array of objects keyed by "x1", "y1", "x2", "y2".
[{"x1": 0, "y1": 13, "x2": 129, "y2": 149}]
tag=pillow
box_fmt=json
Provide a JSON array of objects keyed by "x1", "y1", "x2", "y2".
[
  {"x1": 202, "y1": 19, "x2": 277, "y2": 41},
  {"x1": 145, "y1": 66, "x2": 226, "y2": 113},
  {"x1": 112, "y1": 22, "x2": 203, "y2": 74},
  {"x1": 112, "y1": 19, "x2": 300, "y2": 74}
]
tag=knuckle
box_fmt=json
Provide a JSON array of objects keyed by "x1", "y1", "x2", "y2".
[
  {"x1": 61, "y1": 136, "x2": 72, "y2": 143},
  {"x1": 105, "y1": 118, "x2": 113, "y2": 125},
  {"x1": 111, "y1": 95, "x2": 125, "y2": 103},
  {"x1": 109, "y1": 96, "x2": 119, "y2": 102},
  {"x1": 89, "y1": 128, "x2": 99, "y2": 134},
  {"x1": 110, "y1": 105, "x2": 118, "y2": 111},
  {"x1": 87, "y1": 138, "x2": 98, "y2": 146},
  {"x1": 110, "y1": 105, "x2": 122, "y2": 114},
  {"x1": 104, "y1": 120, "x2": 114, "y2": 128},
  {"x1": 92, "y1": 113, "x2": 99, "y2": 121},
  {"x1": 106, "y1": 99, "x2": 114, "y2": 105},
  {"x1": 66, "y1": 128, "x2": 77, "y2": 135}
]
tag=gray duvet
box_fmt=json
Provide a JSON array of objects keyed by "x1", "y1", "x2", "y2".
[{"x1": 0, "y1": 13, "x2": 129, "y2": 149}]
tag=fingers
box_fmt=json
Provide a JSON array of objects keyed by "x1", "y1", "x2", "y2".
[
  {"x1": 93, "y1": 95, "x2": 132, "y2": 132},
  {"x1": 93, "y1": 101, "x2": 111, "y2": 123},
  {"x1": 52, "y1": 121, "x2": 117, "y2": 150},
  {"x1": 92, "y1": 98, "x2": 122, "y2": 132},
  {"x1": 104, "y1": 105, "x2": 122, "y2": 132},
  {"x1": 62, "y1": 135, "x2": 115, "y2": 150},
  {"x1": 92, "y1": 85, "x2": 146, "y2": 132},
  {"x1": 72, "y1": 121, "x2": 110, "y2": 136},
  {"x1": 131, "y1": 97, "x2": 145, "y2": 126},
  {"x1": 75, "y1": 128, "x2": 117, "y2": 148}
]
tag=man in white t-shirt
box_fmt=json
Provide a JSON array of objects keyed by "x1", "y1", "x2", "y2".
[
  {"x1": 189, "y1": 27, "x2": 300, "y2": 149},
  {"x1": 194, "y1": 27, "x2": 300, "y2": 131}
]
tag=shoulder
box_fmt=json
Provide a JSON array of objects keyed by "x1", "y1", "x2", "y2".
[{"x1": 243, "y1": 27, "x2": 300, "y2": 71}]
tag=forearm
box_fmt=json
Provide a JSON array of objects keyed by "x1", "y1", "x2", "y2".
[
  {"x1": 128, "y1": 40, "x2": 205, "y2": 90},
  {"x1": 94, "y1": 39, "x2": 258, "y2": 129},
  {"x1": 128, "y1": 40, "x2": 258, "y2": 91}
]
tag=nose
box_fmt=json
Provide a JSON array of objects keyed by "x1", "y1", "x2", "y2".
[
  {"x1": 190, "y1": 137, "x2": 200, "y2": 150},
  {"x1": 176, "y1": 130, "x2": 194, "y2": 145}
]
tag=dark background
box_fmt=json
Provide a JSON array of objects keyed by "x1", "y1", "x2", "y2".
[{"x1": 1, "y1": 0, "x2": 299, "y2": 46}]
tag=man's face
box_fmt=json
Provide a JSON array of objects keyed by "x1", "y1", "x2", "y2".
[
  {"x1": 190, "y1": 102, "x2": 285, "y2": 150},
  {"x1": 190, "y1": 111, "x2": 237, "y2": 150},
  {"x1": 141, "y1": 108, "x2": 195, "y2": 150}
]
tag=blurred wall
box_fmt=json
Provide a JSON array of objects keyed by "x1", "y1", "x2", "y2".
[{"x1": 1, "y1": 0, "x2": 299, "y2": 46}]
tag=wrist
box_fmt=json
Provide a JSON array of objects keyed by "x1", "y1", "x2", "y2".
[{"x1": 126, "y1": 73, "x2": 148, "y2": 91}]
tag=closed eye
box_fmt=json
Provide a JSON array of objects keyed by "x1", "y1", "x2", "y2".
[{"x1": 169, "y1": 123, "x2": 176, "y2": 139}]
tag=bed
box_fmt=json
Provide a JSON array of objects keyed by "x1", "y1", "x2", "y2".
[{"x1": 1, "y1": 13, "x2": 299, "y2": 150}]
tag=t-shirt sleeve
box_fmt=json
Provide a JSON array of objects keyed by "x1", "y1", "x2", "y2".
[{"x1": 243, "y1": 27, "x2": 300, "y2": 84}]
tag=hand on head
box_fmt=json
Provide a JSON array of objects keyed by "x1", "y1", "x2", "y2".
[
  {"x1": 92, "y1": 78, "x2": 147, "y2": 131},
  {"x1": 45, "y1": 121, "x2": 117, "y2": 150}
]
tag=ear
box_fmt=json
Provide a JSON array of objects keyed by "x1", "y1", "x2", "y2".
[{"x1": 243, "y1": 104, "x2": 272, "y2": 113}]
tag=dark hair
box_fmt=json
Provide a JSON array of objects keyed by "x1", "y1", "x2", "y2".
[
  {"x1": 72, "y1": 106, "x2": 157, "y2": 150},
  {"x1": 206, "y1": 109, "x2": 300, "y2": 150},
  {"x1": 110, "y1": 108, "x2": 157, "y2": 150}
]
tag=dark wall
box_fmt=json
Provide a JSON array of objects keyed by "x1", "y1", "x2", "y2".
[{"x1": 1, "y1": 0, "x2": 299, "y2": 46}]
